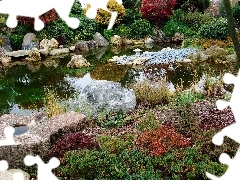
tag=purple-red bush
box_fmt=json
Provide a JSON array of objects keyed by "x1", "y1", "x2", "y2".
[
  {"x1": 48, "y1": 132, "x2": 99, "y2": 158},
  {"x1": 140, "y1": 0, "x2": 177, "y2": 24}
]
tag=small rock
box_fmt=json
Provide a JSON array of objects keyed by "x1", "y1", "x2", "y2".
[
  {"x1": 67, "y1": 55, "x2": 90, "y2": 68},
  {"x1": 183, "y1": 58, "x2": 191, "y2": 63},
  {"x1": 40, "y1": 38, "x2": 59, "y2": 50},
  {"x1": 122, "y1": 39, "x2": 133, "y2": 45},
  {"x1": 26, "y1": 49, "x2": 41, "y2": 61},
  {"x1": 172, "y1": 32, "x2": 184, "y2": 42},
  {"x1": 110, "y1": 35, "x2": 122, "y2": 46},
  {"x1": 144, "y1": 37, "x2": 154, "y2": 44},
  {"x1": 69, "y1": 46, "x2": 76, "y2": 51}
]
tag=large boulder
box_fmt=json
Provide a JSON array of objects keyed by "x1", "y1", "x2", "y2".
[
  {"x1": 71, "y1": 80, "x2": 136, "y2": 119},
  {"x1": 75, "y1": 40, "x2": 98, "y2": 51},
  {"x1": 67, "y1": 55, "x2": 91, "y2": 68},
  {"x1": 0, "y1": 35, "x2": 12, "y2": 52},
  {"x1": 0, "y1": 111, "x2": 87, "y2": 168},
  {"x1": 94, "y1": 32, "x2": 109, "y2": 47},
  {"x1": 22, "y1": 33, "x2": 39, "y2": 50}
]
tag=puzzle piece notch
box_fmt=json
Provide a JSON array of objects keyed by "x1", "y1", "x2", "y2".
[
  {"x1": 0, "y1": 126, "x2": 17, "y2": 146},
  {"x1": 24, "y1": 155, "x2": 60, "y2": 180},
  {"x1": 0, "y1": 0, "x2": 80, "y2": 31},
  {"x1": 0, "y1": 160, "x2": 24, "y2": 180},
  {"x1": 206, "y1": 148, "x2": 240, "y2": 180}
]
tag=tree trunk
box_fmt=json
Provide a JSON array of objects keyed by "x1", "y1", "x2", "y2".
[{"x1": 223, "y1": 0, "x2": 240, "y2": 66}]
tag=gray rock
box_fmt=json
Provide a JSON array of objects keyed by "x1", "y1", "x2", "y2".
[
  {"x1": 94, "y1": 32, "x2": 109, "y2": 47},
  {"x1": 172, "y1": 33, "x2": 184, "y2": 43},
  {"x1": 49, "y1": 48, "x2": 69, "y2": 56},
  {"x1": 0, "y1": 169, "x2": 30, "y2": 180},
  {"x1": 0, "y1": 35, "x2": 12, "y2": 52},
  {"x1": 22, "y1": 33, "x2": 39, "y2": 50},
  {"x1": 0, "y1": 111, "x2": 87, "y2": 168},
  {"x1": 71, "y1": 80, "x2": 136, "y2": 119},
  {"x1": 75, "y1": 40, "x2": 98, "y2": 51},
  {"x1": 5, "y1": 50, "x2": 30, "y2": 57}
]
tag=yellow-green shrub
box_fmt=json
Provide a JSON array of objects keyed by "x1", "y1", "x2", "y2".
[{"x1": 85, "y1": 0, "x2": 126, "y2": 25}]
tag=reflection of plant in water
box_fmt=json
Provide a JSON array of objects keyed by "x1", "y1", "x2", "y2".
[
  {"x1": 90, "y1": 63, "x2": 129, "y2": 82},
  {"x1": 43, "y1": 89, "x2": 61, "y2": 118}
]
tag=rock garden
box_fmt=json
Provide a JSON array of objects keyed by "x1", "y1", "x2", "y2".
[{"x1": 0, "y1": 0, "x2": 240, "y2": 179}]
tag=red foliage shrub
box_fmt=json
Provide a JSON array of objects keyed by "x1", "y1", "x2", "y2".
[
  {"x1": 17, "y1": 9, "x2": 58, "y2": 25},
  {"x1": 136, "y1": 125, "x2": 190, "y2": 156},
  {"x1": 48, "y1": 132, "x2": 99, "y2": 158},
  {"x1": 140, "y1": 0, "x2": 177, "y2": 24}
]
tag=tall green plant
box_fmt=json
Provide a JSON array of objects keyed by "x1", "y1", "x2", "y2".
[{"x1": 222, "y1": 0, "x2": 240, "y2": 66}]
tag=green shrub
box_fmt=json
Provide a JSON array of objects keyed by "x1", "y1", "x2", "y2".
[
  {"x1": 8, "y1": 34, "x2": 24, "y2": 50},
  {"x1": 121, "y1": 8, "x2": 142, "y2": 25},
  {"x1": 128, "y1": 19, "x2": 154, "y2": 39},
  {"x1": 199, "y1": 18, "x2": 230, "y2": 40},
  {"x1": 175, "y1": 0, "x2": 210, "y2": 13},
  {"x1": 58, "y1": 147, "x2": 227, "y2": 179},
  {"x1": 97, "y1": 134, "x2": 135, "y2": 154},
  {"x1": 163, "y1": 20, "x2": 190, "y2": 37},
  {"x1": 232, "y1": 1, "x2": 240, "y2": 26},
  {"x1": 115, "y1": 24, "x2": 131, "y2": 38},
  {"x1": 58, "y1": 149, "x2": 161, "y2": 180}
]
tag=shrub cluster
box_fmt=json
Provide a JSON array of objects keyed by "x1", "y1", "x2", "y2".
[
  {"x1": 48, "y1": 132, "x2": 99, "y2": 158},
  {"x1": 140, "y1": 0, "x2": 177, "y2": 24},
  {"x1": 199, "y1": 18, "x2": 230, "y2": 40},
  {"x1": 136, "y1": 125, "x2": 190, "y2": 156}
]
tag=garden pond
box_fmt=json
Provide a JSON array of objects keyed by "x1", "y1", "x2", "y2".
[{"x1": 0, "y1": 43, "x2": 238, "y2": 116}]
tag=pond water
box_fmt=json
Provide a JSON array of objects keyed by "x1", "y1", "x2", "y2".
[{"x1": 0, "y1": 44, "x2": 237, "y2": 116}]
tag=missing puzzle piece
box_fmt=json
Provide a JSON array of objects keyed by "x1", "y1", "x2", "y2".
[
  {"x1": 0, "y1": 0, "x2": 80, "y2": 31},
  {"x1": 0, "y1": 160, "x2": 24, "y2": 180},
  {"x1": 0, "y1": 126, "x2": 17, "y2": 146},
  {"x1": 24, "y1": 155, "x2": 60, "y2": 180}
]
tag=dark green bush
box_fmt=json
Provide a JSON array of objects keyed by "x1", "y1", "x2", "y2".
[
  {"x1": 199, "y1": 18, "x2": 230, "y2": 40},
  {"x1": 58, "y1": 147, "x2": 227, "y2": 180},
  {"x1": 121, "y1": 9, "x2": 141, "y2": 25},
  {"x1": 163, "y1": 20, "x2": 190, "y2": 37},
  {"x1": 175, "y1": 0, "x2": 210, "y2": 12},
  {"x1": 232, "y1": 1, "x2": 240, "y2": 27},
  {"x1": 8, "y1": 34, "x2": 24, "y2": 50},
  {"x1": 58, "y1": 149, "x2": 161, "y2": 180},
  {"x1": 128, "y1": 19, "x2": 154, "y2": 39},
  {"x1": 115, "y1": 24, "x2": 131, "y2": 39}
]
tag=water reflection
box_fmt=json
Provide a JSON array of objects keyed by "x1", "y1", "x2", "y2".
[{"x1": 0, "y1": 44, "x2": 238, "y2": 116}]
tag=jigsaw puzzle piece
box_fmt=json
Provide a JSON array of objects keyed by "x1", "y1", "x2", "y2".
[
  {"x1": 0, "y1": 160, "x2": 24, "y2": 180},
  {"x1": 0, "y1": 126, "x2": 16, "y2": 146},
  {"x1": 24, "y1": 155, "x2": 60, "y2": 180}
]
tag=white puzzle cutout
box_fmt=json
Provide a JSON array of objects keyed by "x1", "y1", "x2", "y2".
[
  {"x1": 0, "y1": 126, "x2": 16, "y2": 146},
  {"x1": 24, "y1": 155, "x2": 60, "y2": 180},
  {"x1": 206, "y1": 69, "x2": 240, "y2": 179},
  {"x1": 0, "y1": 0, "x2": 123, "y2": 31},
  {"x1": 0, "y1": 0, "x2": 80, "y2": 31}
]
